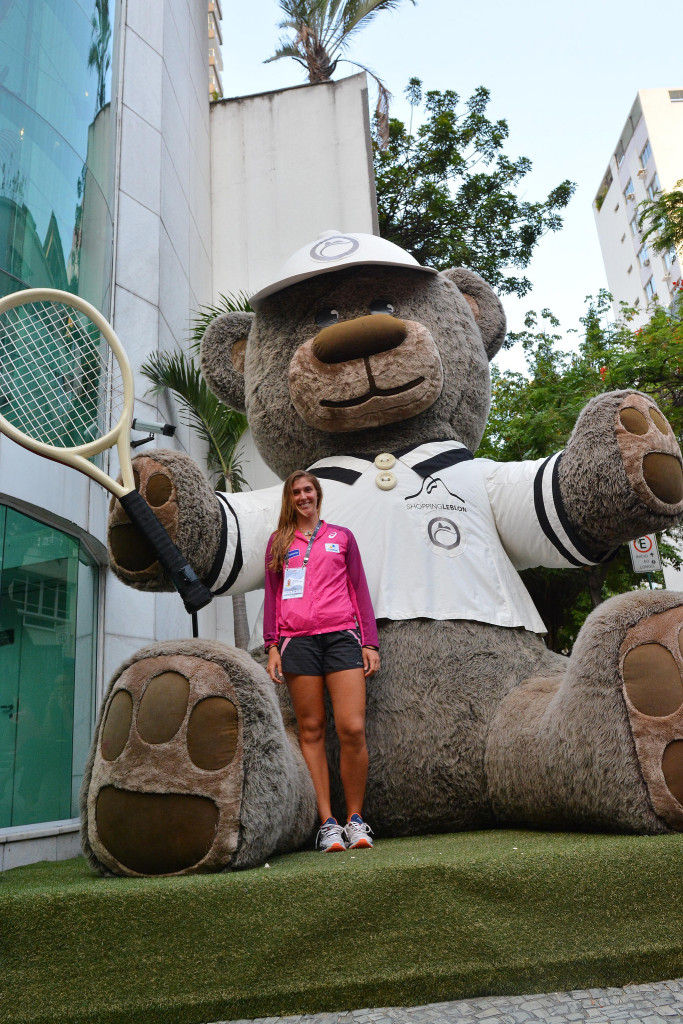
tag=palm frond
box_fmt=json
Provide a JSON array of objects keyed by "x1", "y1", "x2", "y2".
[
  {"x1": 337, "y1": 58, "x2": 391, "y2": 146},
  {"x1": 268, "y1": 0, "x2": 414, "y2": 83},
  {"x1": 140, "y1": 349, "x2": 249, "y2": 492},
  {"x1": 188, "y1": 291, "x2": 252, "y2": 356}
]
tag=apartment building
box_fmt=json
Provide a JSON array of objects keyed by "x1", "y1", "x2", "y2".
[
  {"x1": 208, "y1": 0, "x2": 224, "y2": 98},
  {"x1": 594, "y1": 89, "x2": 683, "y2": 320}
]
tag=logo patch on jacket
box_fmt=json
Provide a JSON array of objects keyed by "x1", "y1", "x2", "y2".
[{"x1": 325, "y1": 543, "x2": 340, "y2": 552}]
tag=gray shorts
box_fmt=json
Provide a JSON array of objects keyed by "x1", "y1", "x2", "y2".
[{"x1": 280, "y1": 629, "x2": 364, "y2": 676}]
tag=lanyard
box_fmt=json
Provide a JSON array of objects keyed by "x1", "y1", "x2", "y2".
[{"x1": 285, "y1": 520, "x2": 322, "y2": 568}]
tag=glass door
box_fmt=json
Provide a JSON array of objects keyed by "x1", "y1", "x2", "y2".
[{"x1": 0, "y1": 505, "x2": 98, "y2": 827}]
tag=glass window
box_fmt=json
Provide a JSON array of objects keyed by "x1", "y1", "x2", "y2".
[
  {"x1": 669, "y1": 90, "x2": 683, "y2": 102},
  {"x1": 630, "y1": 217, "x2": 638, "y2": 237},
  {"x1": 640, "y1": 141, "x2": 652, "y2": 168},
  {"x1": 0, "y1": 505, "x2": 99, "y2": 827},
  {"x1": 647, "y1": 173, "x2": 661, "y2": 201},
  {"x1": 663, "y1": 249, "x2": 677, "y2": 271},
  {"x1": 0, "y1": 0, "x2": 118, "y2": 307},
  {"x1": 623, "y1": 178, "x2": 635, "y2": 200},
  {"x1": 645, "y1": 278, "x2": 657, "y2": 301},
  {"x1": 638, "y1": 244, "x2": 650, "y2": 267}
]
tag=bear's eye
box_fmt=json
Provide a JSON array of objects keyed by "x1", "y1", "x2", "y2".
[
  {"x1": 369, "y1": 299, "x2": 394, "y2": 315},
  {"x1": 315, "y1": 308, "x2": 340, "y2": 328}
]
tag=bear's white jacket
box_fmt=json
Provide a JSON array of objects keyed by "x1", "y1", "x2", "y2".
[{"x1": 207, "y1": 440, "x2": 608, "y2": 636}]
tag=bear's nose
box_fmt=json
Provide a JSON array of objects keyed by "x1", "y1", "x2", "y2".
[{"x1": 312, "y1": 314, "x2": 407, "y2": 364}]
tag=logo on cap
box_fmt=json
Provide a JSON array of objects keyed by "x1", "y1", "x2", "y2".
[{"x1": 309, "y1": 235, "x2": 360, "y2": 263}]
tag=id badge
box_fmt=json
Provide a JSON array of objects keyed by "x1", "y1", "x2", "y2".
[{"x1": 282, "y1": 566, "x2": 306, "y2": 599}]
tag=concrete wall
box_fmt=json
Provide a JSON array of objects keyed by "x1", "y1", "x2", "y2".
[
  {"x1": 208, "y1": 72, "x2": 378, "y2": 645},
  {"x1": 210, "y1": 73, "x2": 378, "y2": 302}
]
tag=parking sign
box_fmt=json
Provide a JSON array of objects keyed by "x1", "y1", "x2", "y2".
[{"x1": 629, "y1": 534, "x2": 662, "y2": 573}]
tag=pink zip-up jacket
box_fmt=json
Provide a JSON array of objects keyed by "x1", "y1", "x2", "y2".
[{"x1": 263, "y1": 522, "x2": 379, "y2": 650}]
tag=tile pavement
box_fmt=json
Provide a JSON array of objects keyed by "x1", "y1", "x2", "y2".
[{"x1": 210, "y1": 979, "x2": 683, "y2": 1024}]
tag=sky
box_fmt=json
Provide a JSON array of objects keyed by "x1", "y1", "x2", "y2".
[{"x1": 219, "y1": 0, "x2": 682, "y2": 372}]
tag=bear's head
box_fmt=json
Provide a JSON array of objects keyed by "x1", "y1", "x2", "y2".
[{"x1": 201, "y1": 232, "x2": 506, "y2": 478}]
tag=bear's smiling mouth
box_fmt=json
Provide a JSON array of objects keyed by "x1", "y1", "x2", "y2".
[{"x1": 320, "y1": 358, "x2": 426, "y2": 408}]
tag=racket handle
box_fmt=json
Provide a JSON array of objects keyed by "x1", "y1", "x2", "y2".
[{"x1": 119, "y1": 490, "x2": 213, "y2": 614}]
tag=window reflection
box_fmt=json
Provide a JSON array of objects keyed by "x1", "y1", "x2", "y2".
[{"x1": 0, "y1": 0, "x2": 117, "y2": 306}]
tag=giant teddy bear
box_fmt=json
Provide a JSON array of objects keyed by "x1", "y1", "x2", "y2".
[{"x1": 81, "y1": 230, "x2": 683, "y2": 877}]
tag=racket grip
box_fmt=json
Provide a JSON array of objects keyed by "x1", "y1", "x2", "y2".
[{"x1": 119, "y1": 490, "x2": 213, "y2": 614}]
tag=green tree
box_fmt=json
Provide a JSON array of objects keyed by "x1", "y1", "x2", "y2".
[
  {"x1": 266, "y1": 0, "x2": 416, "y2": 143},
  {"x1": 638, "y1": 179, "x2": 683, "y2": 256},
  {"x1": 140, "y1": 294, "x2": 252, "y2": 648},
  {"x1": 479, "y1": 294, "x2": 683, "y2": 651},
  {"x1": 87, "y1": 0, "x2": 112, "y2": 113},
  {"x1": 374, "y1": 79, "x2": 576, "y2": 297}
]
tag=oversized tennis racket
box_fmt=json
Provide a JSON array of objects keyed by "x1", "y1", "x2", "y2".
[{"x1": 0, "y1": 287, "x2": 212, "y2": 614}]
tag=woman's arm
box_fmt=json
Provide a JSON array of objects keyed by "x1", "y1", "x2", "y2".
[
  {"x1": 263, "y1": 536, "x2": 282, "y2": 652},
  {"x1": 343, "y1": 528, "x2": 379, "y2": 650},
  {"x1": 264, "y1": 540, "x2": 286, "y2": 683}
]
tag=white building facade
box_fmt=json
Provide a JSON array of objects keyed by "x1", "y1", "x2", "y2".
[
  {"x1": 0, "y1": 0, "x2": 377, "y2": 867},
  {"x1": 593, "y1": 89, "x2": 683, "y2": 321}
]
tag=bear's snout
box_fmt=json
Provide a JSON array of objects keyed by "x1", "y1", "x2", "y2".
[
  {"x1": 288, "y1": 318, "x2": 444, "y2": 433},
  {"x1": 312, "y1": 314, "x2": 407, "y2": 364}
]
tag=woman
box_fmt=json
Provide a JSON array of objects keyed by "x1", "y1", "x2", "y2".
[{"x1": 264, "y1": 470, "x2": 380, "y2": 852}]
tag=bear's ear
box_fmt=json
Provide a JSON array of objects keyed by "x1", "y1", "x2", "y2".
[
  {"x1": 441, "y1": 268, "x2": 506, "y2": 361},
  {"x1": 200, "y1": 311, "x2": 254, "y2": 414}
]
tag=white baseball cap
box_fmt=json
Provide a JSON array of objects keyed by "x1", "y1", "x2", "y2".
[{"x1": 249, "y1": 229, "x2": 437, "y2": 308}]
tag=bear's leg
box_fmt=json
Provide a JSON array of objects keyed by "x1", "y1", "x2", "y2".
[
  {"x1": 486, "y1": 589, "x2": 683, "y2": 833},
  {"x1": 80, "y1": 640, "x2": 317, "y2": 876}
]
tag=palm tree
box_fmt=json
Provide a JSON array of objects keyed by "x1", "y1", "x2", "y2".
[
  {"x1": 266, "y1": 0, "x2": 416, "y2": 145},
  {"x1": 140, "y1": 294, "x2": 252, "y2": 648}
]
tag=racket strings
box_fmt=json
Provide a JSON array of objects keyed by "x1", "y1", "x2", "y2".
[{"x1": 0, "y1": 300, "x2": 125, "y2": 449}]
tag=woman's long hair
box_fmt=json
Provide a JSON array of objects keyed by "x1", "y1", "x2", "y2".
[{"x1": 268, "y1": 470, "x2": 323, "y2": 572}]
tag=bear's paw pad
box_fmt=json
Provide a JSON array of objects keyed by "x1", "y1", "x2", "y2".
[
  {"x1": 621, "y1": 605, "x2": 683, "y2": 828},
  {"x1": 617, "y1": 396, "x2": 683, "y2": 509},
  {"x1": 109, "y1": 460, "x2": 178, "y2": 576},
  {"x1": 88, "y1": 654, "x2": 243, "y2": 875}
]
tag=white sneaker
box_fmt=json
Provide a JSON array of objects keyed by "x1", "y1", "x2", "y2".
[
  {"x1": 316, "y1": 817, "x2": 346, "y2": 852},
  {"x1": 343, "y1": 814, "x2": 374, "y2": 849}
]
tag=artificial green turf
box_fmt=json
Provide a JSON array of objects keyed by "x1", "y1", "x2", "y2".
[{"x1": 2, "y1": 830, "x2": 683, "y2": 1024}]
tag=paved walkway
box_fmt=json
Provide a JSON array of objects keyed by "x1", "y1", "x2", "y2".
[{"x1": 212, "y1": 979, "x2": 683, "y2": 1023}]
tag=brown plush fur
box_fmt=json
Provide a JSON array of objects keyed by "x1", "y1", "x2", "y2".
[
  {"x1": 201, "y1": 266, "x2": 503, "y2": 478},
  {"x1": 486, "y1": 590, "x2": 683, "y2": 833},
  {"x1": 108, "y1": 451, "x2": 222, "y2": 587},
  {"x1": 560, "y1": 392, "x2": 683, "y2": 556},
  {"x1": 80, "y1": 640, "x2": 316, "y2": 875},
  {"x1": 91, "y1": 248, "x2": 683, "y2": 877}
]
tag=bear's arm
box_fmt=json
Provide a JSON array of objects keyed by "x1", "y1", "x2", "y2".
[
  {"x1": 480, "y1": 456, "x2": 614, "y2": 571},
  {"x1": 481, "y1": 390, "x2": 683, "y2": 567},
  {"x1": 107, "y1": 448, "x2": 282, "y2": 595},
  {"x1": 205, "y1": 484, "x2": 283, "y2": 596}
]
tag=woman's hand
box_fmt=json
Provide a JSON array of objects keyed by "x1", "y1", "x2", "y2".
[
  {"x1": 362, "y1": 647, "x2": 380, "y2": 678},
  {"x1": 267, "y1": 646, "x2": 285, "y2": 684}
]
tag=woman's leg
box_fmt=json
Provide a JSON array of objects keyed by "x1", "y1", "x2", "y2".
[
  {"x1": 286, "y1": 673, "x2": 332, "y2": 822},
  {"x1": 325, "y1": 668, "x2": 368, "y2": 819}
]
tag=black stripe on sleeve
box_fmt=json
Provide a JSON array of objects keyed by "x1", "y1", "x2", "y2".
[
  {"x1": 533, "y1": 456, "x2": 584, "y2": 567},
  {"x1": 204, "y1": 496, "x2": 228, "y2": 590},
  {"x1": 551, "y1": 455, "x2": 616, "y2": 565},
  {"x1": 313, "y1": 466, "x2": 362, "y2": 485},
  {"x1": 213, "y1": 494, "x2": 244, "y2": 594}
]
